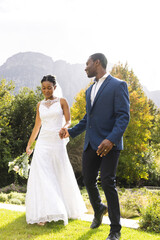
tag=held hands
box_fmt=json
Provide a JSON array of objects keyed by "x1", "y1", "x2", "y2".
[
  {"x1": 59, "y1": 128, "x2": 70, "y2": 139},
  {"x1": 96, "y1": 139, "x2": 114, "y2": 157}
]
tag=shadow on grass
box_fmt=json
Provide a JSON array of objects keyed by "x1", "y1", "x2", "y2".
[
  {"x1": 0, "y1": 209, "x2": 102, "y2": 240},
  {"x1": 0, "y1": 210, "x2": 67, "y2": 239},
  {"x1": 76, "y1": 228, "x2": 100, "y2": 240},
  {"x1": 1, "y1": 210, "x2": 160, "y2": 240}
]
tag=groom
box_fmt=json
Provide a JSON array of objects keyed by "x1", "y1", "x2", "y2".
[{"x1": 60, "y1": 53, "x2": 130, "y2": 240}]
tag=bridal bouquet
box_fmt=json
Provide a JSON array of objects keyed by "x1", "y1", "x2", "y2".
[{"x1": 8, "y1": 141, "x2": 36, "y2": 179}]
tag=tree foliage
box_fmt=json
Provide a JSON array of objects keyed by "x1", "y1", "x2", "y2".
[
  {"x1": 110, "y1": 63, "x2": 155, "y2": 185},
  {"x1": 0, "y1": 79, "x2": 15, "y2": 160},
  {"x1": 0, "y1": 83, "x2": 43, "y2": 187},
  {"x1": 9, "y1": 87, "x2": 43, "y2": 157},
  {"x1": 148, "y1": 99, "x2": 160, "y2": 153},
  {"x1": 66, "y1": 121, "x2": 85, "y2": 186},
  {"x1": 69, "y1": 82, "x2": 93, "y2": 185},
  {"x1": 70, "y1": 81, "x2": 93, "y2": 121},
  {"x1": 0, "y1": 79, "x2": 15, "y2": 186},
  {"x1": 71, "y1": 88, "x2": 86, "y2": 121}
]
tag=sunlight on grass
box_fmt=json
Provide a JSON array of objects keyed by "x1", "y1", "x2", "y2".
[{"x1": 0, "y1": 209, "x2": 160, "y2": 240}]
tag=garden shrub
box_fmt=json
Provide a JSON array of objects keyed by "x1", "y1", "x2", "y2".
[
  {"x1": 0, "y1": 183, "x2": 27, "y2": 193},
  {"x1": 8, "y1": 192, "x2": 25, "y2": 204},
  {"x1": 119, "y1": 188, "x2": 148, "y2": 218},
  {"x1": 139, "y1": 195, "x2": 160, "y2": 233},
  {"x1": 9, "y1": 198, "x2": 22, "y2": 205},
  {"x1": 0, "y1": 193, "x2": 8, "y2": 202},
  {"x1": 0, "y1": 191, "x2": 25, "y2": 205}
]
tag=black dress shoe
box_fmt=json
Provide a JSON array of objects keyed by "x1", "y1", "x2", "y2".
[
  {"x1": 106, "y1": 232, "x2": 121, "y2": 240},
  {"x1": 90, "y1": 205, "x2": 107, "y2": 229}
]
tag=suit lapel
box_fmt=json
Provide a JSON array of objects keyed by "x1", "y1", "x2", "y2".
[
  {"x1": 86, "y1": 84, "x2": 94, "y2": 112},
  {"x1": 91, "y1": 75, "x2": 111, "y2": 109}
]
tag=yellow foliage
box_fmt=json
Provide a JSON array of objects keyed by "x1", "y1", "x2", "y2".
[{"x1": 71, "y1": 81, "x2": 93, "y2": 121}]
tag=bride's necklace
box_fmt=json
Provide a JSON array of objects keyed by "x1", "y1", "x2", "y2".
[{"x1": 41, "y1": 97, "x2": 59, "y2": 108}]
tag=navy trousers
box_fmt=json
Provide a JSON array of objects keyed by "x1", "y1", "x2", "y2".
[{"x1": 82, "y1": 144, "x2": 121, "y2": 232}]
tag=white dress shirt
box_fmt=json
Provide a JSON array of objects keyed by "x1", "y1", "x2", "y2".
[{"x1": 91, "y1": 72, "x2": 110, "y2": 105}]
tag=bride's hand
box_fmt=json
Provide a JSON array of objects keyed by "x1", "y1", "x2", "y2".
[
  {"x1": 59, "y1": 128, "x2": 69, "y2": 139},
  {"x1": 26, "y1": 145, "x2": 33, "y2": 156},
  {"x1": 59, "y1": 128, "x2": 65, "y2": 139}
]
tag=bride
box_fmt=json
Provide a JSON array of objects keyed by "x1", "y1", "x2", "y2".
[{"x1": 26, "y1": 75, "x2": 86, "y2": 226}]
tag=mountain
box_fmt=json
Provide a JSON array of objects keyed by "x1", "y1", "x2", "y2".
[
  {"x1": 0, "y1": 52, "x2": 89, "y2": 106},
  {"x1": 1, "y1": 52, "x2": 159, "y2": 108},
  {"x1": 0, "y1": 52, "x2": 54, "y2": 90},
  {"x1": 143, "y1": 86, "x2": 160, "y2": 108}
]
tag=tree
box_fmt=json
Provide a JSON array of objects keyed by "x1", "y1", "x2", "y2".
[
  {"x1": 111, "y1": 63, "x2": 154, "y2": 185},
  {"x1": 0, "y1": 79, "x2": 15, "y2": 187},
  {"x1": 71, "y1": 81, "x2": 93, "y2": 121},
  {"x1": 69, "y1": 83, "x2": 94, "y2": 186},
  {"x1": 0, "y1": 85, "x2": 43, "y2": 187},
  {"x1": 71, "y1": 88, "x2": 86, "y2": 121},
  {"x1": 148, "y1": 99, "x2": 160, "y2": 153},
  {"x1": 0, "y1": 79, "x2": 14, "y2": 137},
  {"x1": 9, "y1": 87, "x2": 43, "y2": 157}
]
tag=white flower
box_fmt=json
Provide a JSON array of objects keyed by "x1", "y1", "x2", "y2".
[{"x1": 13, "y1": 165, "x2": 19, "y2": 172}]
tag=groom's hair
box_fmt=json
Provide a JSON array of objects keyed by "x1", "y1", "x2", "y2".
[
  {"x1": 41, "y1": 75, "x2": 56, "y2": 86},
  {"x1": 90, "y1": 53, "x2": 107, "y2": 69}
]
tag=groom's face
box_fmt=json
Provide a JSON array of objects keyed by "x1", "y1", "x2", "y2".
[{"x1": 85, "y1": 57, "x2": 97, "y2": 78}]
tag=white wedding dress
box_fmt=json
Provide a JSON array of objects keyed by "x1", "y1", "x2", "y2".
[{"x1": 26, "y1": 98, "x2": 87, "y2": 225}]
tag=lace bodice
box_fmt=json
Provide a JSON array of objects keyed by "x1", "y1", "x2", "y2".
[
  {"x1": 39, "y1": 98, "x2": 63, "y2": 132},
  {"x1": 40, "y1": 98, "x2": 59, "y2": 108}
]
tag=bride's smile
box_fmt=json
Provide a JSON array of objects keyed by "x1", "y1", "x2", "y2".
[{"x1": 41, "y1": 80, "x2": 56, "y2": 100}]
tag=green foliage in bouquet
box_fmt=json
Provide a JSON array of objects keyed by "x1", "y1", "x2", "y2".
[{"x1": 8, "y1": 141, "x2": 36, "y2": 179}]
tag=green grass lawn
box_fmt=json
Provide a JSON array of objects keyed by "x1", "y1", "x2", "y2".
[{"x1": 0, "y1": 209, "x2": 160, "y2": 240}]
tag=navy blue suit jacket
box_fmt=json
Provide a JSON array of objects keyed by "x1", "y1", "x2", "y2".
[{"x1": 68, "y1": 74, "x2": 130, "y2": 151}]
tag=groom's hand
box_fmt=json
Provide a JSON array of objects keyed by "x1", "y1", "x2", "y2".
[
  {"x1": 97, "y1": 139, "x2": 114, "y2": 157},
  {"x1": 59, "y1": 128, "x2": 70, "y2": 139}
]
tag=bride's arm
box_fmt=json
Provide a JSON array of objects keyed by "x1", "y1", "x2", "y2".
[
  {"x1": 60, "y1": 98, "x2": 71, "y2": 128},
  {"x1": 26, "y1": 102, "x2": 41, "y2": 155}
]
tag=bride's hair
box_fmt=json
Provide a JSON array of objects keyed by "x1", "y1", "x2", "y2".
[{"x1": 41, "y1": 75, "x2": 56, "y2": 86}]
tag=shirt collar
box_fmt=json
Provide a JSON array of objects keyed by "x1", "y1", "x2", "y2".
[{"x1": 94, "y1": 72, "x2": 110, "y2": 83}]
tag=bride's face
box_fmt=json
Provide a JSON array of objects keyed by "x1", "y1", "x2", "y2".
[{"x1": 41, "y1": 81, "x2": 56, "y2": 99}]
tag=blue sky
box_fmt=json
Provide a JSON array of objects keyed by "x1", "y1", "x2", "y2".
[{"x1": 0, "y1": 0, "x2": 159, "y2": 91}]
